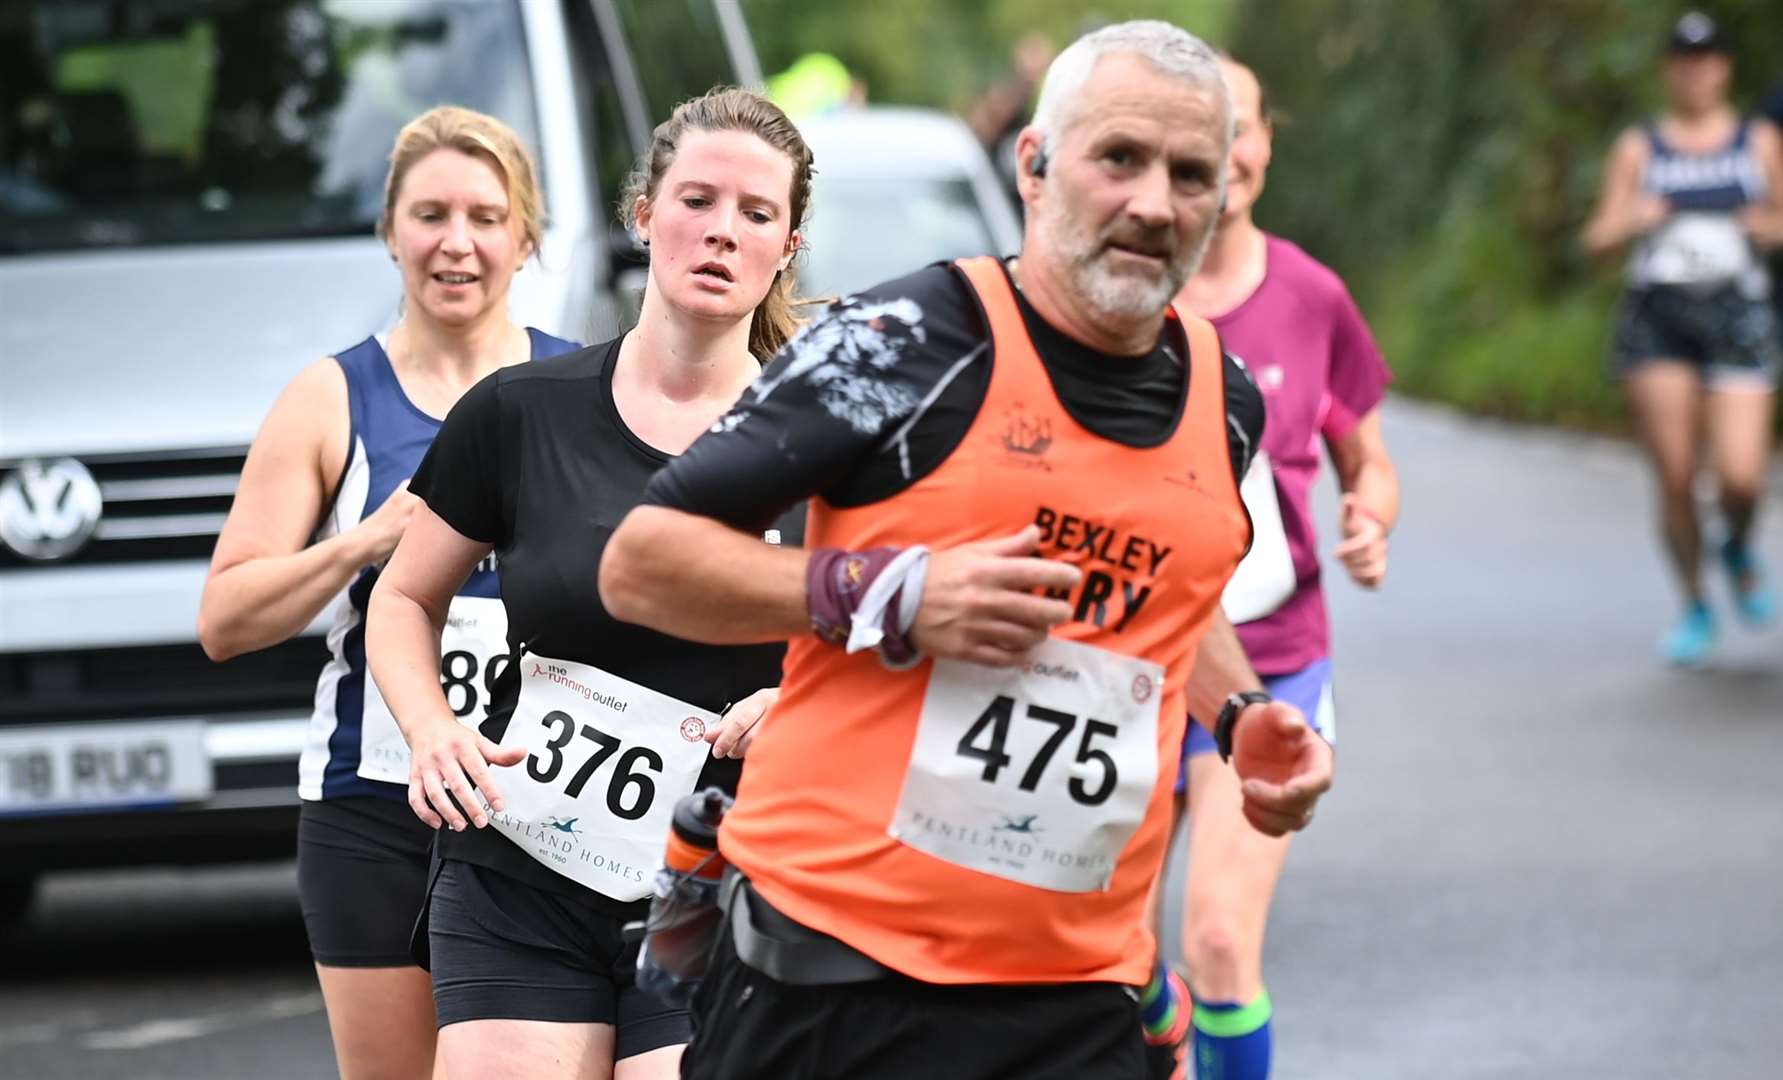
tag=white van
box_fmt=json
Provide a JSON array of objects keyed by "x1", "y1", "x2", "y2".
[{"x1": 0, "y1": 0, "x2": 759, "y2": 920}]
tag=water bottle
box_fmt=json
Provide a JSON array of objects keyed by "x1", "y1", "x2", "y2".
[{"x1": 635, "y1": 786, "x2": 732, "y2": 1002}]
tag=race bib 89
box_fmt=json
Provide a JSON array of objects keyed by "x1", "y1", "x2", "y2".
[{"x1": 359, "y1": 596, "x2": 508, "y2": 784}]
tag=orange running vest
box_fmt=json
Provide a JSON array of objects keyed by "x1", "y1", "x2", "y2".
[{"x1": 720, "y1": 257, "x2": 1249, "y2": 985}]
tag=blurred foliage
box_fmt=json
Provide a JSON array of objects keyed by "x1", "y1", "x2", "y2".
[
  {"x1": 1230, "y1": 0, "x2": 1783, "y2": 428},
  {"x1": 747, "y1": 0, "x2": 1783, "y2": 430},
  {"x1": 744, "y1": 0, "x2": 1235, "y2": 114}
]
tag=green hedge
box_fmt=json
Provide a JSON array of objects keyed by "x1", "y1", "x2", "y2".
[{"x1": 745, "y1": 0, "x2": 1238, "y2": 111}]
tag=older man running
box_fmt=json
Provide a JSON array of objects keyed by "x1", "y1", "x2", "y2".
[{"x1": 601, "y1": 21, "x2": 1334, "y2": 1080}]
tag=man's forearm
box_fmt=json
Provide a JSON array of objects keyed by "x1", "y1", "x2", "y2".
[
  {"x1": 601, "y1": 505, "x2": 812, "y2": 644},
  {"x1": 1185, "y1": 609, "x2": 1264, "y2": 724}
]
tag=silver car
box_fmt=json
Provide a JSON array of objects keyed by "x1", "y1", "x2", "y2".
[{"x1": 794, "y1": 105, "x2": 1023, "y2": 299}]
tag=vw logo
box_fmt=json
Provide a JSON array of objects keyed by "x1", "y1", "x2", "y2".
[{"x1": 0, "y1": 458, "x2": 104, "y2": 561}]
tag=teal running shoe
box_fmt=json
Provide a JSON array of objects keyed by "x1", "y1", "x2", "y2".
[
  {"x1": 1660, "y1": 602, "x2": 1716, "y2": 667},
  {"x1": 1720, "y1": 540, "x2": 1778, "y2": 626}
]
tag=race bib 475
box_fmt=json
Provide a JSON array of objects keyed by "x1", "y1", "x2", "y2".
[{"x1": 889, "y1": 638, "x2": 1162, "y2": 893}]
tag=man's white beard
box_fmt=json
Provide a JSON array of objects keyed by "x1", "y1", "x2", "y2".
[{"x1": 1036, "y1": 195, "x2": 1213, "y2": 326}]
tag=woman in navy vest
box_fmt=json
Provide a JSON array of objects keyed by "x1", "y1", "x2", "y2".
[
  {"x1": 199, "y1": 106, "x2": 578, "y2": 1079},
  {"x1": 1584, "y1": 11, "x2": 1783, "y2": 666}
]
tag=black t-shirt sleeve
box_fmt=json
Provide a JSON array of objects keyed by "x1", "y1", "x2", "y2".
[
  {"x1": 643, "y1": 265, "x2": 984, "y2": 532},
  {"x1": 411, "y1": 369, "x2": 506, "y2": 544},
  {"x1": 1222, "y1": 351, "x2": 1265, "y2": 482}
]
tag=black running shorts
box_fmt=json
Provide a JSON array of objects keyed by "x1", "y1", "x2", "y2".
[
  {"x1": 1609, "y1": 282, "x2": 1782, "y2": 389},
  {"x1": 296, "y1": 795, "x2": 434, "y2": 968},
  {"x1": 426, "y1": 858, "x2": 688, "y2": 1057},
  {"x1": 681, "y1": 922, "x2": 1147, "y2": 1080}
]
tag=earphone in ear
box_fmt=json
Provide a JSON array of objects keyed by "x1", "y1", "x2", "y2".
[{"x1": 1028, "y1": 147, "x2": 1049, "y2": 178}]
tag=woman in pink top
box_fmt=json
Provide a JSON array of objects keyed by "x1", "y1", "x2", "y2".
[{"x1": 1161, "y1": 53, "x2": 1399, "y2": 1080}]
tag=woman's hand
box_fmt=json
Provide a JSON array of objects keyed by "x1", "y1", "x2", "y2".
[
  {"x1": 406, "y1": 713, "x2": 526, "y2": 831},
  {"x1": 705, "y1": 687, "x2": 779, "y2": 759},
  {"x1": 352, "y1": 481, "x2": 422, "y2": 567},
  {"x1": 1625, "y1": 194, "x2": 1670, "y2": 238}
]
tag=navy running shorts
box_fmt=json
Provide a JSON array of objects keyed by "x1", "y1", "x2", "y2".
[
  {"x1": 296, "y1": 795, "x2": 433, "y2": 968},
  {"x1": 1609, "y1": 282, "x2": 1782, "y2": 390}
]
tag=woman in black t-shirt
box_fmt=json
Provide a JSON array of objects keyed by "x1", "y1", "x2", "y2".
[{"x1": 364, "y1": 89, "x2": 812, "y2": 1080}]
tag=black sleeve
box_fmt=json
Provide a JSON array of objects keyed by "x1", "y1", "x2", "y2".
[
  {"x1": 412, "y1": 369, "x2": 506, "y2": 544},
  {"x1": 643, "y1": 265, "x2": 984, "y2": 532},
  {"x1": 1223, "y1": 351, "x2": 1265, "y2": 483}
]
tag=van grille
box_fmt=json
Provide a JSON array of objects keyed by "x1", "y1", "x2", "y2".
[
  {"x1": 0, "y1": 637, "x2": 327, "y2": 724},
  {"x1": 0, "y1": 447, "x2": 245, "y2": 568}
]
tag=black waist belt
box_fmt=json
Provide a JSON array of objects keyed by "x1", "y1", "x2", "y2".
[{"x1": 720, "y1": 869, "x2": 894, "y2": 986}]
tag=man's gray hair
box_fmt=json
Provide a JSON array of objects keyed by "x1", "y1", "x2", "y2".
[{"x1": 1030, "y1": 20, "x2": 1232, "y2": 154}]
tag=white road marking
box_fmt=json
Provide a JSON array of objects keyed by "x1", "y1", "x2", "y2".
[
  {"x1": 80, "y1": 991, "x2": 322, "y2": 1051},
  {"x1": 0, "y1": 1010, "x2": 102, "y2": 1050}
]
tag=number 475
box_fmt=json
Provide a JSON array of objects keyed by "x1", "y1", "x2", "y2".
[{"x1": 955, "y1": 696, "x2": 1119, "y2": 807}]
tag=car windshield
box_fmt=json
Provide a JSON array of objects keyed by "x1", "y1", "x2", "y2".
[
  {"x1": 800, "y1": 176, "x2": 999, "y2": 298},
  {"x1": 610, "y1": 0, "x2": 741, "y2": 122},
  {"x1": 0, "y1": 0, "x2": 537, "y2": 254}
]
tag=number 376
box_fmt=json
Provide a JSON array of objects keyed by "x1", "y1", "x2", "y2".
[
  {"x1": 526, "y1": 711, "x2": 662, "y2": 820},
  {"x1": 955, "y1": 696, "x2": 1119, "y2": 807}
]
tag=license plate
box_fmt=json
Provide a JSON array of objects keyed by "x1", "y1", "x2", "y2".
[{"x1": 0, "y1": 721, "x2": 213, "y2": 816}]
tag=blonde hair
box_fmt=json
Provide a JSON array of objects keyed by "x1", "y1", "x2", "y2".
[
  {"x1": 619, "y1": 87, "x2": 814, "y2": 361},
  {"x1": 378, "y1": 106, "x2": 544, "y2": 256}
]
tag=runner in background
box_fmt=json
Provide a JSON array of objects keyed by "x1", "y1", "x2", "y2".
[
  {"x1": 1163, "y1": 53, "x2": 1398, "y2": 1080},
  {"x1": 966, "y1": 31, "x2": 1058, "y2": 206},
  {"x1": 1583, "y1": 10, "x2": 1783, "y2": 666},
  {"x1": 199, "y1": 107, "x2": 576, "y2": 1079},
  {"x1": 766, "y1": 52, "x2": 864, "y2": 120},
  {"x1": 363, "y1": 88, "x2": 809, "y2": 1080},
  {"x1": 600, "y1": 22, "x2": 1334, "y2": 1080}
]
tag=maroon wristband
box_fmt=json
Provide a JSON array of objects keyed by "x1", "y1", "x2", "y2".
[{"x1": 806, "y1": 547, "x2": 919, "y2": 663}]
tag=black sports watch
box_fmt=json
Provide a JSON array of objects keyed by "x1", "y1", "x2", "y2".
[{"x1": 1213, "y1": 690, "x2": 1272, "y2": 763}]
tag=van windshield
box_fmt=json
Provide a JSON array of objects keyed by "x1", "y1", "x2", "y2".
[{"x1": 0, "y1": 0, "x2": 537, "y2": 254}]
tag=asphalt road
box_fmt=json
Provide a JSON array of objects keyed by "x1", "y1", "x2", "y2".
[
  {"x1": 1159, "y1": 400, "x2": 1783, "y2": 1079},
  {"x1": 4, "y1": 399, "x2": 1781, "y2": 1079},
  {"x1": 0, "y1": 863, "x2": 328, "y2": 1079}
]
